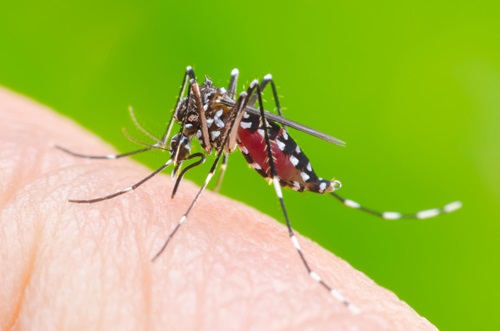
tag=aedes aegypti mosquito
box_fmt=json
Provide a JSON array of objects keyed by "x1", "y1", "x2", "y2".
[{"x1": 57, "y1": 66, "x2": 462, "y2": 313}]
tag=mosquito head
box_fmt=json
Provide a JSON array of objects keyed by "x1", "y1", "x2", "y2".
[{"x1": 169, "y1": 133, "x2": 191, "y2": 163}]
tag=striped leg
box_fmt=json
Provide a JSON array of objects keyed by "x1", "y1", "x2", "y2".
[
  {"x1": 214, "y1": 68, "x2": 240, "y2": 192},
  {"x1": 227, "y1": 68, "x2": 239, "y2": 99},
  {"x1": 251, "y1": 81, "x2": 360, "y2": 313},
  {"x1": 331, "y1": 192, "x2": 462, "y2": 220},
  {"x1": 69, "y1": 159, "x2": 173, "y2": 203},
  {"x1": 171, "y1": 153, "x2": 206, "y2": 199},
  {"x1": 159, "y1": 66, "x2": 194, "y2": 146},
  {"x1": 213, "y1": 152, "x2": 229, "y2": 192},
  {"x1": 56, "y1": 145, "x2": 154, "y2": 160},
  {"x1": 187, "y1": 76, "x2": 212, "y2": 153},
  {"x1": 248, "y1": 73, "x2": 288, "y2": 133}
]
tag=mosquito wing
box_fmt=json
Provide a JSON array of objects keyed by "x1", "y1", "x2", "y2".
[{"x1": 219, "y1": 99, "x2": 346, "y2": 147}]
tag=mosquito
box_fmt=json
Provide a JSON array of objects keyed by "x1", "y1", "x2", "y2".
[{"x1": 57, "y1": 66, "x2": 462, "y2": 313}]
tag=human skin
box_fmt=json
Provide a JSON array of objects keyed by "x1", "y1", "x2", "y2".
[{"x1": 0, "y1": 87, "x2": 438, "y2": 331}]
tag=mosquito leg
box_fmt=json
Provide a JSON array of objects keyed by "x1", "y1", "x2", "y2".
[
  {"x1": 213, "y1": 69, "x2": 240, "y2": 191},
  {"x1": 252, "y1": 82, "x2": 360, "y2": 313},
  {"x1": 69, "y1": 159, "x2": 173, "y2": 203},
  {"x1": 248, "y1": 74, "x2": 288, "y2": 133},
  {"x1": 152, "y1": 91, "x2": 249, "y2": 261},
  {"x1": 171, "y1": 153, "x2": 206, "y2": 199},
  {"x1": 330, "y1": 192, "x2": 462, "y2": 220},
  {"x1": 213, "y1": 152, "x2": 228, "y2": 192},
  {"x1": 225, "y1": 80, "x2": 261, "y2": 152},
  {"x1": 248, "y1": 74, "x2": 279, "y2": 114},
  {"x1": 171, "y1": 78, "x2": 195, "y2": 166},
  {"x1": 56, "y1": 145, "x2": 154, "y2": 160},
  {"x1": 189, "y1": 76, "x2": 212, "y2": 154},
  {"x1": 227, "y1": 68, "x2": 239, "y2": 99},
  {"x1": 159, "y1": 66, "x2": 196, "y2": 146}
]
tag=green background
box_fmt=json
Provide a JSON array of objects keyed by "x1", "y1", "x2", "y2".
[{"x1": 1, "y1": 1, "x2": 498, "y2": 329}]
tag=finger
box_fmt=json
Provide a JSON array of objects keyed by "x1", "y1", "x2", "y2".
[{"x1": 0, "y1": 87, "x2": 438, "y2": 330}]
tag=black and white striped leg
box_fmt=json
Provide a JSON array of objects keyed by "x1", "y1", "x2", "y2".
[
  {"x1": 152, "y1": 89, "x2": 250, "y2": 261},
  {"x1": 228, "y1": 68, "x2": 239, "y2": 99},
  {"x1": 188, "y1": 74, "x2": 212, "y2": 153},
  {"x1": 55, "y1": 145, "x2": 154, "y2": 160},
  {"x1": 214, "y1": 152, "x2": 229, "y2": 192},
  {"x1": 171, "y1": 153, "x2": 206, "y2": 199},
  {"x1": 212, "y1": 68, "x2": 240, "y2": 191},
  {"x1": 69, "y1": 159, "x2": 173, "y2": 203},
  {"x1": 331, "y1": 192, "x2": 462, "y2": 220},
  {"x1": 251, "y1": 81, "x2": 360, "y2": 313},
  {"x1": 248, "y1": 74, "x2": 287, "y2": 130},
  {"x1": 160, "y1": 66, "x2": 196, "y2": 145}
]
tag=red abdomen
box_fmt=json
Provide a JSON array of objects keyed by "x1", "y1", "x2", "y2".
[
  {"x1": 236, "y1": 113, "x2": 333, "y2": 193},
  {"x1": 237, "y1": 125, "x2": 297, "y2": 181}
]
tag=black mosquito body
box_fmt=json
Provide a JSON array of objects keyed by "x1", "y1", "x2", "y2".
[{"x1": 57, "y1": 66, "x2": 462, "y2": 313}]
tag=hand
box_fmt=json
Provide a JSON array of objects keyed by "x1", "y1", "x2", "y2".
[{"x1": 0, "y1": 87, "x2": 437, "y2": 330}]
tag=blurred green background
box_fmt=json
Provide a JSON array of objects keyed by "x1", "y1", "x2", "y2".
[{"x1": 1, "y1": 1, "x2": 498, "y2": 329}]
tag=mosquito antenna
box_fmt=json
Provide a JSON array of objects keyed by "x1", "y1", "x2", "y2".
[
  {"x1": 160, "y1": 67, "x2": 191, "y2": 145},
  {"x1": 128, "y1": 106, "x2": 162, "y2": 145}
]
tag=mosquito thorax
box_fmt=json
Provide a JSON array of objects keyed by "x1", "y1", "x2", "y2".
[
  {"x1": 174, "y1": 78, "x2": 236, "y2": 153},
  {"x1": 175, "y1": 78, "x2": 229, "y2": 138}
]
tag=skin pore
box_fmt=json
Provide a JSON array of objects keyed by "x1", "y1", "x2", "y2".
[{"x1": 0, "y1": 87, "x2": 437, "y2": 330}]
